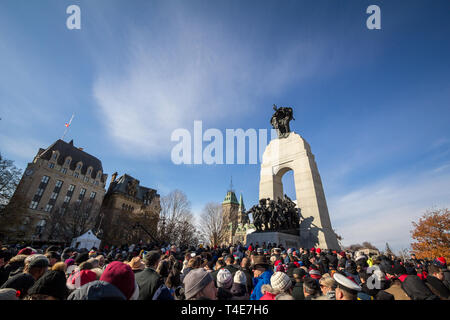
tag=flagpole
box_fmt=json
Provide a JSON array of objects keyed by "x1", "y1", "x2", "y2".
[{"x1": 61, "y1": 113, "x2": 75, "y2": 141}]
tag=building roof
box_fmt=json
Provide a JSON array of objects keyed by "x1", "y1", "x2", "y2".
[
  {"x1": 223, "y1": 190, "x2": 239, "y2": 205},
  {"x1": 239, "y1": 194, "x2": 245, "y2": 211},
  {"x1": 107, "y1": 173, "x2": 160, "y2": 202},
  {"x1": 36, "y1": 139, "x2": 105, "y2": 181}
]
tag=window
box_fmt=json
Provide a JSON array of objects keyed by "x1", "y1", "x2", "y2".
[
  {"x1": 35, "y1": 188, "x2": 44, "y2": 197},
  {"x1": 50, "y1": 192, "x2": 58, "y2": 200},
  {"x1": 90, "y1": 191, "x2": 96, "y2": 200},
  {"x1": 41, "y1": 176, "x2": 50, "y2": 184},
  {"x1": 44, "y1": 204, "x2": 53, "y2": 212},
  {"x1": 55, "y1": 180, "x2": 63, "y2": 188},
  {"x1": 74, "y1": 172, "x2": 79, "y2": 178},
  {"x1": 76, "y1": 163, "x2": 82, "y2": 170},
  {"x1": 48, "y1": 163, "x2": 55, "y2": 169},
  {"x1": 87, "y1": 168, "x2": 92, "y2": 175},
  {"x1": 63, "y1": 196, "x2": 71, "y2": 203},
  {"x1": 95, "y1": 181, "x2": 99, "y2": 186},
  {"x1": 61, "y1": 168, "x2": 67, "y2": 174},
  {"x1": 52, "y1": 153, "x2": 57, "y2": 160},
  {"x1": 29, "y1": 201, "x2": 39, "y2": 209},
  {"x1": 66, "y1": 159, "x2": 71, "y2": 165},
  {"x1": 80, "y1": 188, "x2": 86, "y2": 196},
  {"x1": 84, "y1": 176, "x2": 89, "y2": 182},
  {"x1": 68, "y1": 184, "x2": 75, "y2": 192}
]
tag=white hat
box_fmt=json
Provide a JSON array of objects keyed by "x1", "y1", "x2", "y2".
[
  {"x1": 270, "y1": 271, "x2": 292, "y2": 292},
  {"x1": 217, "y1": 269, "x2": 232, "y2": 288},
  {"x1": 233, "y1": 270, "x2": 247, "y2": 285},
  {"x1": 333, "y1": 272, "x2": 362, "y2": 292}
]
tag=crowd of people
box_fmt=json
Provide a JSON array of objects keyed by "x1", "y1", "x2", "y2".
[{"x1": 0, "y1": 241, "x2": 449, "y2": 301}]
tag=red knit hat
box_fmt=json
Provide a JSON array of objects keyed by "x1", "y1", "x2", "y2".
[
  {"x1": 339, "y1": 251, "x2": 345, "y2": 257},
  {"x1": 72, "y1": 270, "x2": 97, "y2": 287},
  {"x1": 100, "y1": 261, "x2": 135, "y2": 300},
  {"x1": 436, "y1": 257, "x2": 447, "y2": 266},
  {"x1": 310, "y1": 248, "x2": 316, "y2": 253},
  {"x1": 316, "y1": 248, "x2": 321, "y2": 254}
]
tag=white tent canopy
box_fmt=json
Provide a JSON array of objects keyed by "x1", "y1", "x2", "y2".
[{"x1": 71, "y1": 230, "x2": 101, "y2": 250}]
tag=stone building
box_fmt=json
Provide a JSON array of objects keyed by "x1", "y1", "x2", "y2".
[
  {"x1": 2, "y1": 139, "x2": 108, "y2": 243},
  {"x1": 96, "y1": 173, "x2": 161, "y2": 247},
  {"x1": 222, "y1": 186, "x2": 250, "y2": 245}
]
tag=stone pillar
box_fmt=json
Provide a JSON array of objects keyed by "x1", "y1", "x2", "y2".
[{"x1": 259, "y1": 132, "x2": 339, "y2": 249}]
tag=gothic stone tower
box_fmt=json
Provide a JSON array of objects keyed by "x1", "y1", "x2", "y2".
[{"x1": 222, "y1": 189, "x2": 239, "y2": 245}]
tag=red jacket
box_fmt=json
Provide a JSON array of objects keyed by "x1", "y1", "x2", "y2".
[{"x1": 260, "y1": 292, "x2": 277, "y2": 300}]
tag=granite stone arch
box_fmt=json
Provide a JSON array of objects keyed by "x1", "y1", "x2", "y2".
[{"x1": 259, "y1": 132, "x2": 339, "y2": 249}]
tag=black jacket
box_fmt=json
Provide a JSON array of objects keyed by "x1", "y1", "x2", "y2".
[
  {"x1": 135, "y1": 267, "x2": 163, "y2": 300},
  {"x1": 443, "y1": 269, "x2": 450, "y2": 291},
  {"x1": 425, "y1": 276, "x2": 450, "y2": 300},
  {"x1": 401, "y1": 275, "x2": 439, "y2": 300},
  {"x1": 291, "y1": 281, "x2": 305, "y2": 300},
  {"x1": 1, "y1": 273, "x2": 35, "y2": 298},
  {"x1": 224, "y1": 264, "x2": 239, "y2": 277},
  {"x1": 239, "y1": 267, "x2": 254, "y2": 294}
]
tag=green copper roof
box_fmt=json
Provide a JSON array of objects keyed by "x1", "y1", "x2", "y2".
[{"x1": 223, "y1": 190, "x2": 239, "y2": 205}]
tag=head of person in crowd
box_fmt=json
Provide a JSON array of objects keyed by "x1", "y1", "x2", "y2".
[
  {"x1": 241, "y1": 257, "x2": 250, "y2": 270},
  {"x1": 128, "y1": 256, "x2": 145, "y2": 273},
  {"x1": 0, "y1": 288, "x2": 19, "y2": 300},
  {"x1": 217, "y1": 268, "x2": 233, "y2": 290},
  {"x1": 183, "y1": 268, "x2": 217, "y2": 300},
  {"x1": 333, "y1": 272, "x2": 361, "y2": 300},
  {"x1": 99, "y1": 261, "x2": 137, "y2": 300},
  {"x1": 75, "y1": 252, "x2": 89, "y2": 265},
  {"x1": 143, "y1": 250, "x2": 161, "y2": 270},
  {"x1": 157, "y1": 259, "x2": 170, "y2": 278},
  {"x1": 270, "y1": 271, "x2": 292, "y2": 297},
  {"x1": 52, "y1": 261, "x2": 67, "y2": 273},
  {"x1": 428, "y1": 265, "x2": 444, "y2": 281},
  {"x1": 87, "y1": 258, "x2": 99, "y2": 269},
  {"x1": 44, "y1": 251, "x2": 60, "y2": 267},
  {"x1": 319, "y1": 273, "x2": 337, "y2": 298},
  {"x1": 303, "y1": 277, "x2": 321, "y2": 299},
  {"x1": 95, "y1": 255, "x2": 105, "y2": 268},
  {"x1": 25, "y1": 270, "x2": 68, "y2": 300},
  {"x1": 24, "y1": 254, "x2": 49, "y2": 280}
]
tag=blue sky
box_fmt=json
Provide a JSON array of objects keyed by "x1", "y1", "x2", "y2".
[{"x1": 1, "y1": 0, "x2": 449, "y2": 252}]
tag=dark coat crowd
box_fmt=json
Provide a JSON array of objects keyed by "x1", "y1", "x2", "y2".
[{"x1": 0, "y1": 241, "x2": 449, "y2": 301}]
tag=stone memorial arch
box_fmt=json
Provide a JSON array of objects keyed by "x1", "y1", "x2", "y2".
[{"x1": 259, "y1": 132, "x2": 339, "y2": 249}]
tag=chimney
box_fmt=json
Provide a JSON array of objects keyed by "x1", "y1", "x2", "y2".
[
  {"x1": 111, "y1": 172, "x2": 118, "y2": 183},
  {"x1": 78, "y1": 147, "x2": 84, "y2": 151}
]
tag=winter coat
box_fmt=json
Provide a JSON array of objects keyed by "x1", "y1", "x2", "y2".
[
  {"x1": 217, "y1": 287, "x2": 233, "y2": 300},
  {"x1": 135, "y1": 267, "x2": 164, "y2": 300},
  {"x1": 67, "y1": 280, "x2": 126, "y2": 300},
  {"x1": 0, "y1": 272, "x2": 35, "y2": 298},
  {"x1": 259, "y1": 285, "x2": 277, "y2": 300},
  {"x1": 224, "y1": 264, "x2": 239, "y2": 277},
  {"x1": 425, "y1": 276, "x2": 450, "y2": 300},
  {"x1": 314, "y1": 291, "x2": 335, "y2": 300},
  {"x1": 443, "y1": 269, "x2": 450, "y2": 291},
  {"x1": 239, "y1": 267, "x2": 254, "y2": 294},
  {"x1": 401, "y1": 275, "x2": 439, "y2": 300},
  {"x1": 291, "y1": 281, "x2": 305, "y2": 300},
  {"x1": 250, "y1": 270, "x2": 273, "y2": 300}
]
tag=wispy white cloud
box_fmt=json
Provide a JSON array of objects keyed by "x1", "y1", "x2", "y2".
[
  {"x1": 0, "y1": 134, "x2": 44, "y2": 167},
  {"x1": 90, "y1": 5, "x2": 340, "y2": 160},
  {"x1": 329, "y1": 165, "x2": 450, "y2": 252}
]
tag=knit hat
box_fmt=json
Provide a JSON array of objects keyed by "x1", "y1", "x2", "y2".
[
  {"x1": 434, "y1": 257, "x2": 447, "y2": 268},
  {"x1": 316, "y1": 248, "x2": 321, "y2": 254},
  {"x1": 309, "y1": 269, "x2": 322, "y2": 280},
  {"x1": 65, "y1": 258, "x2": 75, "y2": 267},
  {"x1": 217, "y1": 269, "x2": 232, "y2": 289},
  {"x1": 183, "y1": 268, "x2": 214, "y2": 300},
  {"x1": 28, "y1": 270, "x2": 68, "y2": 300},
  {"x1": 25, "y1": 254, "x2": 49, "y2": 269},
  {"x1": 18, "y1": 247, "x2": 35, "y2": 255},
  {"x1": 270, "y1": 271, "x2": 292, "y2": 292},
  {"x1": 100, "y1": 261, "x2": 135, "y2": 300},
  {"x1": 71, "y1": 270, "x2": 97, "y2": 287},
  {"x1": 233, "y1": 270, "x2": 247, "y2": 285},
  {"x1": 0, "y1": 288, "x2": 19, "y2": 300}
]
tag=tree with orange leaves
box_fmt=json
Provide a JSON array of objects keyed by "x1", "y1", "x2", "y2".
[{"x1": 410, "y1": 208, "x2": 449, "y2": 261}]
